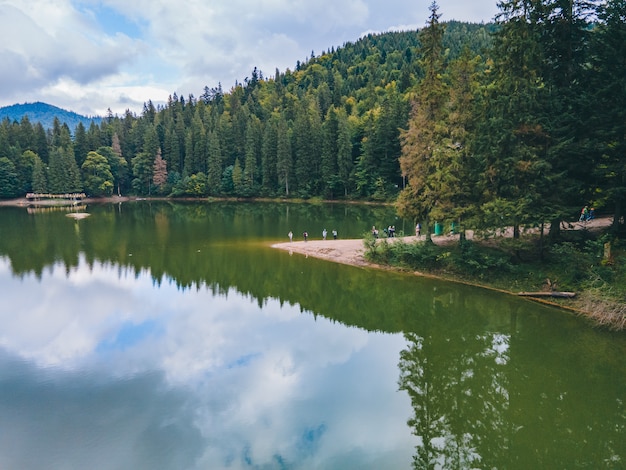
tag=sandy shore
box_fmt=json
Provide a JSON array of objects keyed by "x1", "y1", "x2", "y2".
[
  {"x1": 272, "y1": 238, "x2": 384, "y2": 267},
  {"x1": 271, "y1": 217, "x2": 613, "y2": 267}
]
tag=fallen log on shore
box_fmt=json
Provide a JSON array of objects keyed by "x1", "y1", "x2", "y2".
[{"x1": 518, "y1": 291, "x2": 576, "y2": 298}]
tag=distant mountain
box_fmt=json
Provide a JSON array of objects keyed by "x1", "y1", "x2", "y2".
[{"x1": 0, "y1": 102, "x2": 102, "y2": 132}]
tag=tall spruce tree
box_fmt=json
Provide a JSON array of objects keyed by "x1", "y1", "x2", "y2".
[
  {"x1": 32, "y1": 154, "x2": 47, "y2": 194},
  {"x1": 276, "y1": 116, "x2": 292, "y2": 196},
  {"x1": 206, "y1": 130, "x2": 223, "y2": 195},
  {"x1": 398, "y1": 1, "x2": 447, "y2": 228},
  {"x1": 588, "y1": 0, "x2": 626, "y2": 233},
  {"x1": 473, "y1": 0, "x2": 552, "y2": 237},
  {"x1": 261, "y1": 115, "x2": 278, "y2": 195}
]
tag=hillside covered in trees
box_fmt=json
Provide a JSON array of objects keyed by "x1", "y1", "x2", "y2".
[
  {"x1": 0, "y1": 0, "x2": 624, "y2": 236},
  {"x1": 0, "y1": 102, "x2": 103, "y2": 132}
]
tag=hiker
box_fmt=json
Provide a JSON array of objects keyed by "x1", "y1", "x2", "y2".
[{"x1": 579, "y1": 206, "x2": 589, "y2": 222}]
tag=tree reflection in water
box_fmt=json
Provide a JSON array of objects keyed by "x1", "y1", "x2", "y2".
[{"x1": 399, "y1": 331, "x2": 513, "y2": 468}]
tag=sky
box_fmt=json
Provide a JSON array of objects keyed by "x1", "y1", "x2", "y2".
[{"x1": 0, "y1": 0, "x2": 499, "y2": 117}]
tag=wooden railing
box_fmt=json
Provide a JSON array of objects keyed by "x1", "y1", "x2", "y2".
[{"x1": 26, "y1": 193, "x2": 86, "y2": 200}]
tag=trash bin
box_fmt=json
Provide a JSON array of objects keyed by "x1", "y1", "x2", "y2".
[{"x1": 434, "y1": 222, "x2": 443, "y2": 236}]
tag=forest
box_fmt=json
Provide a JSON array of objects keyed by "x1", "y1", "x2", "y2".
[{"x1": 0, "y1": 0, "x2": 624, "y2": 236}]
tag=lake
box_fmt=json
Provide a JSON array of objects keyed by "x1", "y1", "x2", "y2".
[{"x1": 0, "y1": 201, "x2": 624, "y2": 469}]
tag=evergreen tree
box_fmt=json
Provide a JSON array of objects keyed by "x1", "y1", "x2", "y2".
[
  {"x1": 321, "y1": 106, "x2": 340, "y2": 198},
  {"x1": 292, "y1": 98, "x2": 322, "y2": 196},
  {"x1": 48, "y1": 146, "x2": 82, "y2": 194},
  {"x1": 473, "y1": 0, "x2": 552, "y2": 237},
  {"x1": 232, "y1": 157, "x2": 243, "y2": 194},
  {"x1": 261, "y1": 115, "x2": 278, "y2": 195},
  {"x1": 33, "y1": 123, "x2": 48, "y2": 164},
  {"x1": 87, "y1": 121, "x2": 103, "y2": 151},
  {"x1": 589, "y1": 0, "x2": 626, "y2": 233},
  {"x1": 276, "y1": 116, "x2": 293, "y2": 196},
  {"x1": 242, "y1": 117, "x2": 262, "y2": 196},
  {"x1": 132, "y1": 152, "x2": 154, "y2": 195},
  {"x1": 15, "y1": 150, "x2": 36, "y2": 195},
  {"x1": 398, "y1": 1, "x2": 448, "y2": 225},
  {"x1": 542, "y1": 0, "x2": 598, "y2": 237},
  {"x1": 32, "y1": 154, "x2": 47, "y2": 193},
  {"x1": 73, "y1": 122, "x2": 89, "y2": 167},
  {"x1": 336, "y1": 110, "x2": 354, "y2": 197},
  {"x1": 428, "y1": 48, "x2": 482, "y2": 233},
  {"x1": 206, "y1": 130, "x2": 223, "y2": 195},
  {"x1": 0, "y1": 157, "x2": 17, "y2": 197},
  {"x1": 108, "y1": 134, "x2": 129, "y2": 195}
]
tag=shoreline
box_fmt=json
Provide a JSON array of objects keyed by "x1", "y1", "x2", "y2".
[
  {"x1": 3, "y1": 196, "x2": 620, "y2": 329},
  {"x1": 271, "y1": 230, "x2": 623, "y2": 331}
]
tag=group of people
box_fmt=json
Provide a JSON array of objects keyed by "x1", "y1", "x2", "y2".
[
  {"x1": 288, "y1": 229, "x2": 337, "y2": 242},
  {"x1": 371, "y1": 225, "x2": 397, "y2": 238},
  {"x1": 579, "y1": 205, "x2": 595, "y2": 222}
]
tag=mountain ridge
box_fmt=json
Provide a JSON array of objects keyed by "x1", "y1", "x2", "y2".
[{"x1": 0, "y1": 101, "x2": 102, "y2": 131}]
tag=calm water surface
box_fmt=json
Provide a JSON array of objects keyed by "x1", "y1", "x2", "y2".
[{"x1": 0, "y1": 202, "x2": 624, "y2": 470}]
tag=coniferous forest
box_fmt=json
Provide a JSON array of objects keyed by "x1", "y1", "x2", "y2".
[{"x1": 0, "y1": 0, "x2": 624, "y2": 235}]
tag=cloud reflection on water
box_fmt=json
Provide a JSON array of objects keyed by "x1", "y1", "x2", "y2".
[{"x1": 0, "y1": 255, "x2": 414, "y2": 469}]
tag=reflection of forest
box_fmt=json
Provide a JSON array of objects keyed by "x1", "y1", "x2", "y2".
[
  {"x1": 0, "y1": 202, "x2": 484, "y2": 332},
  {"x1": 398, "y1": 292, "x2": 626, "y2": 469}
]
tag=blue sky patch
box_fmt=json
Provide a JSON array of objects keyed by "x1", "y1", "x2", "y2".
[
  {"x1": 96, "y1": 319, "x2": 161, "y2": 353},
  {"x1": 75, "y1": 2, "x2": 143, "y2": 38}
]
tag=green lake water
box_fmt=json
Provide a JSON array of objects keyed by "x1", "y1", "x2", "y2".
[{"x1": 0, "y1": 201, "x2": 623, "y2": 469}]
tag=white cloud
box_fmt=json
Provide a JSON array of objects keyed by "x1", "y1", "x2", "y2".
[
  {"x1": 0, "y1": 255, "x2": 415, "y2": 468},
  {"x1": 0, "y1": 0, "x2": 499, "y2": 115}
]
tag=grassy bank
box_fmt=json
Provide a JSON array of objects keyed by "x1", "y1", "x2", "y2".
[{"x1": 364, "y1": 229, "x2": 626, "y2": 331}]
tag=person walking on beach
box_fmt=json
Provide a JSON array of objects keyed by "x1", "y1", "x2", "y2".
[
  {"x1": 415, "y1": 223, "x2": 421, "y2": 237},
  {"x1": 322, "y1": 228, "x2": 327, "y2": 240},
  {"x1": 303, "y1": 231, "x2": 308, "y2": 241},
  {"x1": 580, "y1": 206, "x2": 589, "y2": 222},
  {"x1": 332, "y1": 229, "x2": 337, "y2": 240},
  {"x1": 288, "y1": 231, "x2": 293, "y2": 242}
]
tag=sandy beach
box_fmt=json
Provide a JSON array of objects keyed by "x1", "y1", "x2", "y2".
[{"x1": 271, "y1": 216, "x2": 613, "y2": 267}]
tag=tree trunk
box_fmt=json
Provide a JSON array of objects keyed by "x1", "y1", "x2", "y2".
[
  {"x1": 548, "y1": 217, "x2": 561, "y2": 241},
  {"x1": 613, "y1": 198, "x2": 623, "y2": 234},
  {"x1": 539, "y1": 222, "x2": 545, "y2": 261}
]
